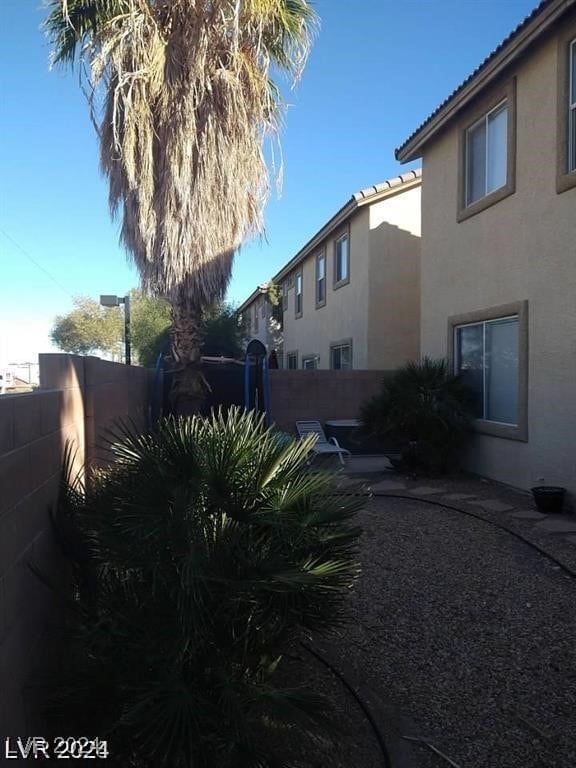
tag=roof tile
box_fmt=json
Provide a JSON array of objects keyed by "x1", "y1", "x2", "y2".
[{"x1": 395, "y1": 0, "x2": 562, "y2": 159}]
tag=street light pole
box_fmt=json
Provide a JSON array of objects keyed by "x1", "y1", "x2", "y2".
[
  {"x1": 123, "y1": 294, "x2": 131, "y2": 366},
  {"x1": 100, "y1": 294, "x2": 131, "y2": 365}
]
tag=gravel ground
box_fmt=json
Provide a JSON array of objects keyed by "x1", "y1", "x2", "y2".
[
  {"x1": 336, "y1": 495, "x2": 576, "y2": 768},
  {"x1": 277, "y1": 648, "x2": 383, "y2": 768}
]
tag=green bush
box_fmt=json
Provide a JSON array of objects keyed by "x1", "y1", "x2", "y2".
[
  {"x1": 359, "y1": 358, "x2": 475, "y2": 474},
  {"x1": 51, "y1": 408, "x2": 363, "y2": 767}
]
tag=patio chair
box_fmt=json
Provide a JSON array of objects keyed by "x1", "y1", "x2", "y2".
[{"x1": 295, "y1": 420, "x2": 351, "y2": 466}]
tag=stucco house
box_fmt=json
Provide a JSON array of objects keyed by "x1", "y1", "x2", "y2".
[
  {"x1": 239, "y1": 170, "x2": 422, "y2": 371},
  {"x1": 238, "y1": 283, "x2": 281, "y2": 354},
  {"x1": 396, "y1": 0, "x2": 576, "y2": 500}
]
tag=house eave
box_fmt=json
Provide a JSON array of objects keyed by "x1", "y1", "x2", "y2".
[
  {"x1": 396, "y1": 0, "x2": 573, "y2": 162},
  {"x1": 273, "y1": 172, "x2": 422, "y2": 284}
]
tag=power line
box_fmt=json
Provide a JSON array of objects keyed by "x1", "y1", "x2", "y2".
[{"x1": 0, "y1": 227, "x2": 75, "y2": 299}]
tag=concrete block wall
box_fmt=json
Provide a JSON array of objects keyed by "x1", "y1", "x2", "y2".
[
  {"x1": 0, "y1": 387, "x2": 82, "y2": 735},
  {"x1": 269, "y1": 369, "x2": 391, "y2": 433},
  {"x1": 40, "y1": 355, "x2": 152, "y2": 469},
  {"x1": 0, "y1": 354, "x2": 153, "y2": 737}
]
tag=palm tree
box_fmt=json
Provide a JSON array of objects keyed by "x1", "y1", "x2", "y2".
[
  {"x1": 45, "y1": 0, "x2": 316, "y2": 410},
  {"x1": 51, "y1": 408, "x2": 363, "y2": 766}
]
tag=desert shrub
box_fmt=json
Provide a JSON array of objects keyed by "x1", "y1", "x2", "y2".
[
  {"x1": 359, "y1": 358, "x2": 475, "y2": 473},
  {"x1": 50, "y1": 408, "x2": 363, "y2": 767}
]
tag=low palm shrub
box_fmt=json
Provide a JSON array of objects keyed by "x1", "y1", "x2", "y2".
[
  {"x1": 51, "y1": 408, "x2": 363, "y2": 767},
  {"x1": 359, "y1": 358, "x2": 475, "y2": 474}
]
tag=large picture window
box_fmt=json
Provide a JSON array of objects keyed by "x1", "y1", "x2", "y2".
[{"x1": 455, "y1": 316, "x2": 519, "y2": 425}]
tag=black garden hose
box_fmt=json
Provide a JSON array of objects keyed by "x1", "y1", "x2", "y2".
[{"x1": 300, "y1": 640, "x2": 393, "y2": 768}]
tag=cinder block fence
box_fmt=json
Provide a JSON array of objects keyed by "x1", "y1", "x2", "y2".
[
  {"x1": 268, "y1": 369, "x2": 390, "y2": 433},
  {"x1": 0, "y1": 354, "x2": 152, "y2": 736}
]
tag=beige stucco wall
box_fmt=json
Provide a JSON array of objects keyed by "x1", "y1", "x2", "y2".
[
  {"x1": 419, "y1": 28, "x2": 576, "y2": 499},
  {"x1": 281, "y1": 186, "x2": 421, "y2": 370},
  {"x1": 282, "y1": 207, "x2": 372, "y2": 368},
  {"x1": 0, "y1": 354, "x2": 153, "y2": 735},
  {"x1": 243, "y1": 296, "x2": 275, "y2": 349},
  {"x1": 367, "y1": 187, "x2": 421, "y2": 368}
]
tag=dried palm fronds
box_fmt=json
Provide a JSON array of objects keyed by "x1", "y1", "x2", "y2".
[{"x1": 45, "y1": 0, "x2": 317, "y2": 312}]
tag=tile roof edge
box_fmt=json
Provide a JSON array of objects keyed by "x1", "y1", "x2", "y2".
[
  {"x1": 396, "y1": 0, "x2": 573, "y2": 161},
  {"x1": 237, "y1": 168, "x2": 422, "y2": 309}
]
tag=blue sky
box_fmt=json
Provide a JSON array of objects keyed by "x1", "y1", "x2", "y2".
[{"x1": 0, "y1": 0, "x2": 538, "y2": 365}]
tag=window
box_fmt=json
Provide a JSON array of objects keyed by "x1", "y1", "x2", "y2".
[
  {"x1": 458, "y1": 80, "x2": 516, "y2": 220},
  {"x1": 315, "y1": 251, "x2": 326, "y2": 307},
  {"x1": 449, "y1": 302, "x2": 528, "y2": 441},
  {"x1": 570, "y1": 39, "x2": 576, "y2": 173},
  {"x1": 334, "y1": 231, "x2": 349, "y2": 287},
  {"x1": 455, "y1": 316, "x2": 519, "y2": 425},
  {"x1": 465, "y1": 101, "x2": 508, "y2": 206},
  {"x1": 557, "y1": 31, "x2": 576, "y2": 192},
  {"x1": 261, "y1": 302, "x2": 266, "y2": 318},
  {"x1": 295, "y1": 270, "x2": 303, "y2": 317},
  {"x1": 302, "y1": 356, "x2": 318, "y2": 370},
  {"x1": 286, "y1": 352, "x2": 298, "y2": 370},
  {"x1": 330, "y1": 341, "x2": 352, "y2": 370},
  {"x1": 253, "y1": 304, "x2": 259, "y2": 334}
]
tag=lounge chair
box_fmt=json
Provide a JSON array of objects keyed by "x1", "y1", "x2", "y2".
[{"x1": 295, "y1": 421, "x2": 351, "y2": 466}]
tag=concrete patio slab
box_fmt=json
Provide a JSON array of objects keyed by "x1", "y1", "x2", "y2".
[
  {"x1": 509, "y1": 510, "x2": 547, "y2": 520},
  {"x1": 533, "y1": 518, "x2": 576, "y2": 534},
  {"x1": 466, "y1": 499, "x2": 515, "y2": 512},
  {"x1": 409, "y1": 486, "x2": 447, "y2": 496},
  {"x1": 345, "y1": 456, "x2": 393, "y2": 474},
  {"x1": 336, "y1": 476, "x2": 371, "y2": 488},
  {"x1": 370, "y1": 479, "x2": 408, "y2": 492}
]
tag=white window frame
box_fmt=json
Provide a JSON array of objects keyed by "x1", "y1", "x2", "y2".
[
  {"x1": 569, "y1": 39, "x2": 576, "y2": 173},
  {"x1": 454, "y1": 314, "x2": 519, "y2": 427},
  {"x1": 295, "y1": 270, "x2": 303, "y2": 318},
  {"x1": 333, "y1": 231, "x2": 350, "y2": 288},
  {"x1": 330, "y1": 342, "x2": 352, "y2": 370},
  {"x1": 286, "y1": 352, "x2": 298, "y2": 370},
  {"x1": 465, "y1": 100, "x2": 508, "y2": 207},
  {"x1": 315, "y1": 250, "x2": 326, "y2": 308},
  {"x1": 302, "y1": 355, "x2": 318, "y2": 370}
]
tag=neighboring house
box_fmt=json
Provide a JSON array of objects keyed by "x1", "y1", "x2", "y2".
[
  {"x1": 0, "y1": 372, "x2": 34, "y2": 394},
  {"x1": 238, "y1": 283, "x2": 280, "y2": 354},
  {"x1": 240, "y1": 170, "x2": 422, "y2": 371},
  {"x1": 396, "y1": 0, "x2": 576, "y2": 499}
]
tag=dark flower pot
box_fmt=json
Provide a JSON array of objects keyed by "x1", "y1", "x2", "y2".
[{"x1": 531, "y1": 486, "x2": 566, "y2": 515}]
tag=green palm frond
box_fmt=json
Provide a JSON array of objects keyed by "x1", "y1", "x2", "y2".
[
  {"x1": 44, "y1": 0, "x2": 130, "y2": 66},
  {"x1": 359, "y1": 356, "x2": 476, "y2": 472},
  {"x1": 51, "y1": 407, "x2": 361, "y2": 765}
]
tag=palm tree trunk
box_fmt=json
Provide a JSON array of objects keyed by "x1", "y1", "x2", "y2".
[{"x1": 168, "y1": 301, "x2": 209, "y2": 415}]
